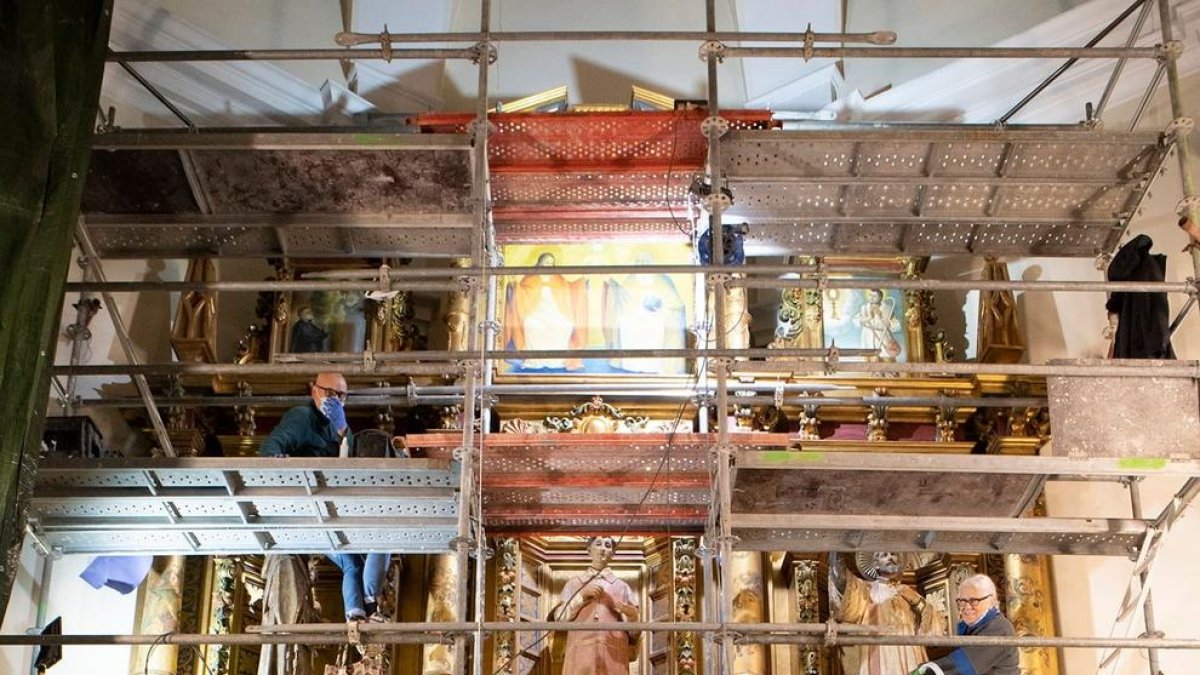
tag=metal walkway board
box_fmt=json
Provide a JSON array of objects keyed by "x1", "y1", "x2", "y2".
[
  {"x1": 29, "y1": 457, "x2": 461, "y2": 555},
  {"x1": 722, "y1": 128, "x2": 1170, "y2": 257}
]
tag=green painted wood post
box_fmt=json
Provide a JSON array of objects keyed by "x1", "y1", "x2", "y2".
[{"x1": 0, "y1": 0, "x2": 114, "y2": 617}]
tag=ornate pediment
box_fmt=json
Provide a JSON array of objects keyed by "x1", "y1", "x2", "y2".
[{"x1": 499, "y1": 396, "x2": 691, "y2": 434}]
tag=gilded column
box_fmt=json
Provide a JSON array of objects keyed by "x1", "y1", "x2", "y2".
[
  {"x1": 129, "y1": 556, "x2": 186, "y2": 675},
  {"x1": 1005, "y1": 500, "x2": 1061, "y2": 675},
  {"x1": 673, "y1": 539, "x2": 699, "y2": 675},
  {"x1": 729, "y1": 551, "x2": 766, "y2": 675},
  {"x1": 493, "y1": 538, "x2": 519, "y2": 675},
  {"x1": 422, "y1": 554, "x2": 461, "y2": 675},
  {"x1": 444, "y1": 258, "x2": 472, "y2": 353}
]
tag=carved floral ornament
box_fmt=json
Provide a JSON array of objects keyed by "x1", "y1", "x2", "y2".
[{"x1": 500, "y1": 396, "x2": 691, "y2": 434}]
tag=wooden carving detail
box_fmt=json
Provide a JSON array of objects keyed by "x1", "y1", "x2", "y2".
[
  {"x1": 171, "y1": 258, "x2": 219, "y2": 363},
  {"x1": 494, "y1": 538, "x2": 519, "y2": 675},
  {"x1": 793, "y1": 559, "x2": 821, "y2": 675},
  {"x1": 673, "y1": 539, "x2": 698, "y2": 675},
  {"x1": 978, "y1": 258, "x2": 1026, "y2": 364}
]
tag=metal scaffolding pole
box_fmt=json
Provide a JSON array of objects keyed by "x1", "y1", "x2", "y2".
[
  {"x1": 333, "y1": 29, "x2": 899, "y2": 45},
  {"x1": 466, "y1": 4, "x2": 492, "y2": 674},
  {"x1": 74, "y1": 221, "x2": 176, "y2": 457},
  {"x1": 1095, "y1": 0, "x2": 1157, "y2": 121},
  {"x1": 1126, "y1": 479, "x2": 1162, "y2": 675},
  {"x1": 997, "y1": 0, "x2": 1149, "y2": 124},
  {"x1": 52, "y1": 363, "x2": 463, "y2": 377},
  {"x1": 3, "y1": 622, "x2": 1200, "y2": 650},
  {"x1": 64, "y1": 274, "x2": 1197, "y2": 294},
  {"x1": 731, "y1": 358, "x2": 1200, "y2": 379},
  {"x1": 106, "y1": 45, "x2": 1162, "y2": 64},
  {"x1": 722, "y1": 46, "x2": 1160, "y2": 60},
  {"x1": 1157, "y1": 0, "x2": 1200, "y2": 277}
]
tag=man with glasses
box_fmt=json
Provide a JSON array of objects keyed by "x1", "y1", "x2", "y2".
[
  {"x1": 910, "y1": 574, "x2": 1018, "y2": 675},
  {"x1": 259, "y1": 372, "x2": 391, "y2": 628}
]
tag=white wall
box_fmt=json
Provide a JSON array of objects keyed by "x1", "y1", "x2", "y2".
[{"x1": 0, "y1": 545, "x2": 139, "y2": 675}]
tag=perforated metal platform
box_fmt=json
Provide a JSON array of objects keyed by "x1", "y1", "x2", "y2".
[
  {"x1": 28, "y1": 457, "x2": 461, "y2": 555},
  {"x1": 723, "y1": 128, "x2": 1171, "y2": 257},
  {"x1": 82, "y1": 130, "x2": 474, "y2": 258},
  {"x1": 728, "y1": 450, "x2": 1178, "y2": 556}
]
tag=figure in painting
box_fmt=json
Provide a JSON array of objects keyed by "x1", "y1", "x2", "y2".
[
  {"x1": 290, "y1": 306, "x2": 328, "y2": 353},
  {"x1": 502, "y1": 252, "x2": 588, "y2": 371},
  {"x1": 560, "y1": 536, "x2": 640, "y2": 675},
  {"x1": 828, "y1": 551, "x2": 944, "y2": 675},
  {"x1": 853, "y1": 289, "x2": 902, "y2": 361},
  {"x1": 603, "y1": 252, "x2": 688, "y2": 373}
]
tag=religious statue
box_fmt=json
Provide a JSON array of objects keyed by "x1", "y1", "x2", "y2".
[
  {"x1": 502, "y1": 252, "x2": 588, "y2": 371},
  {"x1": 853, "y1": 289, "x2": 902, "y2": 361},
  {"x1": 290, "y1": 306, "x2": 328, "y2": 353},
  {"x1": 559, "y1": 536, "x2": 640, "y2": 675},
  {"x1": 828, "y1": 551, "x2": 944, "y2": 675}
]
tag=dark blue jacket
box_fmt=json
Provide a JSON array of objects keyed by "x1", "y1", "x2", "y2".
[
  {"x1": 258, "y1": 403, "x2": 352, "y2": 457},
  {"x1": 930, "y1": 608, "x2": 1019, "y2": 675}
]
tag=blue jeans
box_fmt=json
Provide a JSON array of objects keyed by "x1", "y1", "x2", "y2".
[{"x1": 326, "y1": 553, "x2": 390, "y2": 619}]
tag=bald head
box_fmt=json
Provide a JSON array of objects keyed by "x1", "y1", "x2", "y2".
[{"x1": 311, "y1": 372, "x2": 348, "y2": 409}]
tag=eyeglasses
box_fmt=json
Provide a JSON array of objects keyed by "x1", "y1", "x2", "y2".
[
  {"x1": 955, "y1": 595, "x2": 993, "y2": 609},
  {"x1": 315, "y1": 384, "x2": 348, "y2": 401}
]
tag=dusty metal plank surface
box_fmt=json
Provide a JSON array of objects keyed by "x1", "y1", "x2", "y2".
[
  {"x1": 731, "y1": 514, "x2": 1146, "y2": 556},
  {"x1": 92, "y1": 129, "x2": 472, "y2": 150},
  {"x1": 722, "y1": 129, "x2": 1168, "y2": 257}
]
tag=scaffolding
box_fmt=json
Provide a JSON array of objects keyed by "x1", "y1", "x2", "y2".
[{"x1": 13, "y1": 1, "x2": 1200, "y2": 674}]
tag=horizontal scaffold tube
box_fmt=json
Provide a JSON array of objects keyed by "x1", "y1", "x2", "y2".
[
  {"x1": 52, "y1": 358, "x2": 1200, "y2": 379},
  {"x1": 4, "y1": 621, "x2": 1200, "y2": 650},
  {"x1": 65, "y1": 274, "x2": 1196, "y2": 294},
  {"x1": 725, "y1": 46, "x2": 1161, "y2": 59}
]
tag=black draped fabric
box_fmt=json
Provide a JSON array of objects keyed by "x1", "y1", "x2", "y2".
[{"x1": 1106, "y1": 234, "x2": 1175, "y2": 359}]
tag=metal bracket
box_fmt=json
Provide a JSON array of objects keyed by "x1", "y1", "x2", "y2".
[
  {"x1": 477, "y1": 319, "x2": 501, "y2": 336},
  {"x1": 1165, "y1": 116, "x2": 1194, "y2": 139},
  {"x1": 773, "y1": 384, "x2": 785, "y2": 409},
  {"x1": 466, "y1": 117, "x2": 494, "y2": 140},
  {"x1": 456, "y1": 359, "x2": 482, "y2": 378},
  {"x1": 706, "y1": 272, "x2": 732, "y2": 289},
  {"x1": 451, "y1": 446, "x2": 475, "y2": 462},
  {"x1": 710, "y1": 356, "x2": 736, "y2": 374},
  {"x1": 700, "y1": 115, "x2": 730, "y2": 140},
  {"x1": 347, "y1": 620, "x2": 362, "y2": 645},
  {"x1": 701, "y1": 191, "x2": 733, "y2": 213},
  {"x1": 456, "y1": 274, "x2": 479, "y2": 295},
  {"x1": 470, "y1": 42, "x2": 498, "y2": 65},
  {"x1": 698, "y1": 40, "x2": 727, "y2": 62},
  {"x1": 1094, "y1": 250, "x2": 1113, "y2": 271},
  {"x1": 378, "y1": 25, "x2": 393, "y2": 63},
  {"x1": 1176, "y1": 195, "x2": 1200, "y2": 217},
  {"x1": 1163, "y1": 40, "x2": 1185, "y2": 59},
  {"x1": 692, "y1": 391, "x2": 715, "y2": 408},
  {"x1": 803, "y1": 23, "x2": 816, "y2": 62},
  {"x1": 825, "y1": 342, "x2": 840, "y2": 375}
]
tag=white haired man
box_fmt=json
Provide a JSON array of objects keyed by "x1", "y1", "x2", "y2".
[{"x1": 911, "y1": 574, "x2": 1018, "y2": 675}]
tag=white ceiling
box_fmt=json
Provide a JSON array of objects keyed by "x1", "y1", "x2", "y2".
[{"x1": 101, "y1": 0, "x2": 1198, "y2": 127}]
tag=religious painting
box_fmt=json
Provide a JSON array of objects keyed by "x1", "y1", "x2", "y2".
[
  {"x1": 278, "y1": 289, "x2": 369, "y2": 355},
  {"x1": 497, "y1": 243, "x2": 695, "y2": 375},
  {"x1": 822, "y1": 287, "x2": 910, "y2": 362}
]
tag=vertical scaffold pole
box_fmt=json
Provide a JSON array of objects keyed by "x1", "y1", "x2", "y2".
[
  {"x1": 461, "y1": 2, "x2": 492, "y2": 674},
  {"x1": 702, "y1": 2, "x2": 735, "y2": 674},
  {"x1": 1127, "y1": 479, "x2": 1161, "y2": 675},
  {"x1": 1157, "y1": 0, "x2": 1200, "y2": 278}
]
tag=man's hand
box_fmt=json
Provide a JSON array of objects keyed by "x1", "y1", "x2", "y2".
[
  {"x1": 897, "y1": 585, "x2": 924, "y2": 606},
  {"x1": 321, "y1": 397, "x2": 349, "y2": 434}
]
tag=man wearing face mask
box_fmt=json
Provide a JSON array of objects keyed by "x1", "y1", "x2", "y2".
[
  {"x1": 259, "y1": 373, "x2": 390, "y2": 631},
  {"x1": 910, "y1": 575, "x2": 1018, "y2": 675}
]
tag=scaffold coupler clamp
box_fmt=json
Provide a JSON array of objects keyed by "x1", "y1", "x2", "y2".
[
  {"x1": 1165, "y1": 115, "x2": 1194, "y2": 142},
  {"x1": 470, "y1": 41, "x2": 498, "y2": 65},
  {"x1": 377, "y1": 262, "x2": 391, "y2": 296},
  {"x1": 825, "y1": 342, "x2": 841, "y2": 375},
  {"x1": 455, "y1": 359, "x2": 483, "y2": 379},
  {"x1": 347, "y1": 619, "x2": 362, "y2": 647},
  {"x1": 1162, "y1": 40, "x2": 1185, "y2": 61},
  {"x1": 803, "y1": 23, "x2": 816, "y2": 62},
  {"x1": 457, "y1": 274, "x2": 479, "y2": 295},
  {"x1": 773, "y1": 383, "x2": 785, "y2": 409},
  {"x1": 478, "y1": 318, "x2": 501, "y2": 337},
  {"x1": 823, "y1": 619, "x2": 839, "y2": 647},
  {"x1": 700, "y1": 115, "x2": 730, "y2": 139},
  {"x1": 1093, "y1": 249, "x2": 1113, "y2": 272},
  {"x1": 706, "y1": 272, "x2": 732, "y2": 290},
  {"x1": 699, "y1": 40, "x2": 727, "y2": 63}
]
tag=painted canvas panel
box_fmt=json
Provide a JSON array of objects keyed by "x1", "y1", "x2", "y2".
[
  {"x1": 499, "y1": 243, "x2": 694, "y2": 375},
  {"x1": 821, "y1": 287, "x2": 910, "y2": 362}
]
